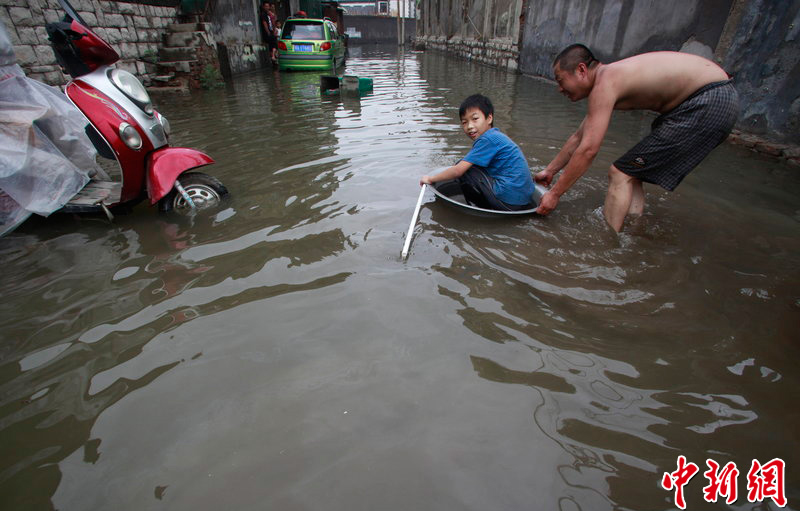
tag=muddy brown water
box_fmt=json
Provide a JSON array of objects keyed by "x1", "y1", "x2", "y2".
[{"x1": 1, "y1": 46, "x2": 799, "y2": 510}]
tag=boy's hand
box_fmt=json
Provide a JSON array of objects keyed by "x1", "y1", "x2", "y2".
[
  {"x1": 534, "y1": 169, "x2": 554, "y2": 187},
  {"x1": 420, "y1": 175, "x2": 434, "y2": 186}
]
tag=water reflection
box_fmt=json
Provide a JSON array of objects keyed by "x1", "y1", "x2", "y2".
[
  {"x1": 430, "y1": 194, "x2": 798, "y2": 508},
  {"x1": 0, "y1": 46, "x2": 798, "y2": 510}
]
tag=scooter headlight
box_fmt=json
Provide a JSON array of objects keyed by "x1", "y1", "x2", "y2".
[
  {"x1": 109, "y1": 69, "x2": 153, "y2": 115},
  {"x1": 119, "y1": 123, "x2": 143, "y2": 150}
]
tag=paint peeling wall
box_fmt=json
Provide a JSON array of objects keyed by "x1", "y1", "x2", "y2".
[{"x1": 205, "y1": 0, "x2": 266, "y2": 75}]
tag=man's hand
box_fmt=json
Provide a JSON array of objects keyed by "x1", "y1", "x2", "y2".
[
  {"x1": 420, "y1": 175, "x2": 434, "y2": 186},
  {"x1": 536, "y1": 190, "x2": 560, "y2": 215},
  {"x1": 534, "y1": 169, "x2": 555, "y2": 187}
]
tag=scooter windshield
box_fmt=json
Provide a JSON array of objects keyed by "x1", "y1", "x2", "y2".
[{"x1": 57, "y1": 0, "x2": 88, "y2": 26}]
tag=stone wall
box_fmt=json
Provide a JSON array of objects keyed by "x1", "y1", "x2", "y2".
[
  {"x1": 417, "y1": 35, "x2": 518, "y2": 72},
  {"x1": 415, "y1": 0, "x2": 523, "y2": 73},
  {"x1": 0, "y1": 0, "x2": 179, "y2": 86}
]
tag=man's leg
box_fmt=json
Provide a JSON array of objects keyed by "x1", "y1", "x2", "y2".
[
  {"x1": 628, "y1": 179, "x2": 644, "y2": 216},
  {"x1": 604, "y1": 165, "x2": 637, "y2": 232}
]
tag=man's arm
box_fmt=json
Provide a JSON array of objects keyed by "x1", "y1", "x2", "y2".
[
  {"x1": 536, "y1": 119, "x2": 585, "y2": 186},
  {"x1": 537, "y1": 84, "x2": 615, "y2": 215}
]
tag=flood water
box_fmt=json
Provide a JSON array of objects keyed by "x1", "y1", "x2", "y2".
[{"x1": 1, "y1": 45, "x2": 799, "y2": 510}]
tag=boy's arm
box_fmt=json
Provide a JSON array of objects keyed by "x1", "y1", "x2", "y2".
[{"x1": 420, "y1": 160, "x2": 472, "y2": 186}]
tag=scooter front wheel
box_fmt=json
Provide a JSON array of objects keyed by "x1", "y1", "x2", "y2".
[{"x1": 158, "y1": 172, "x2": 229, "y2": 213}]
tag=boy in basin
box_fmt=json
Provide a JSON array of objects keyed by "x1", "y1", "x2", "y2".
[{"x1": 420, "y1": 94, "x2": 536, "y2": 210}]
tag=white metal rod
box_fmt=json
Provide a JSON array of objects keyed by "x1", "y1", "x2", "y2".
[{"x1": 401, "y1": 184, "x2": 426, "y2": 260}]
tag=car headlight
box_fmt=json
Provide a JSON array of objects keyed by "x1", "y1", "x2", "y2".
[
  {"x1": 119, "y1": 122, "x2": 142, "y2": 150},
  {"x1": 109, "y1": 69, "x2": 153, "y2": 115}
]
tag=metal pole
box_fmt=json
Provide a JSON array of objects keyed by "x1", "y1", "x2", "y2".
[{"x1": 401, "y1": 184, "x2": 426, "y2": 260}]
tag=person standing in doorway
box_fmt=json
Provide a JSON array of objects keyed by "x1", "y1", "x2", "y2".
[
  {"x1": 535, "y1": 44, "x2": 739, "y2": 231},
  {"x1": 267, "y1": 3, "x2": 279, "y2": 63},
  {"x1": 260, "y1": 1, "x2": 277, "y2": 64}
]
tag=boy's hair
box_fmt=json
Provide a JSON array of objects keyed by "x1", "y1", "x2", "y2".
[
  {"x1": 459, "y1": 94, "x2": 494, "y2": 126},
  {"x1": 553, "y1": 44, "x2": 598, "y2": 72}
]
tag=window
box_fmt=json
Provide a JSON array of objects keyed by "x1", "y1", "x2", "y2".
[
  {"x1": 378, "y1": 1, "x2": 388, "y2": 14},
  {"x1": 326, "y1": 22, "x2": 338, "y2": 39},
  {"x1": 282, "y1": 21, "x2": 325, "y2": 40}
]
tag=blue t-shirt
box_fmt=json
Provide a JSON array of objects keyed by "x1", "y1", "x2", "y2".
[{"x1": 463, "y1": 128, "x2": 535, "y2": 205}]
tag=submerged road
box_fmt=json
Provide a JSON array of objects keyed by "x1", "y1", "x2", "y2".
[{"x1": 1, "y1": 45, "x2": 799, "y2": 510}]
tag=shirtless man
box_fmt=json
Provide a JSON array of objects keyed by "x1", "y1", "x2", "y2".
[{"x1": 535, "y1": 44, "x2": 739, "y2": 231}]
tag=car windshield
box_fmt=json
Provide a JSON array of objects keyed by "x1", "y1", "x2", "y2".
[{"x1": 282, "y1": 21, "x2": 324, "y2": 40}]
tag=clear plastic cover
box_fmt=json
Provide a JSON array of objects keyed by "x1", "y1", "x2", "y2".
[{"x1": 1, "y1": 20, "x2": 100, "y2": 236}]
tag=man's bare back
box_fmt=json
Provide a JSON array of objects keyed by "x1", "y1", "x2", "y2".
[
  {"x1": 537, "y1": 45, "x2": 738, "y2": 231},
  {"x1": 595, "y1": 51, "x2": 730, "y2": 113}
]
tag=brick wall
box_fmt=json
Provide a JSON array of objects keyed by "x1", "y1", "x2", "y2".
[
  {"x1": 417, "y1": 36, "x2": 519, "y2": 73},
  {"x1": 0, "y1": 0, "x2": 179, "y2": 86}
]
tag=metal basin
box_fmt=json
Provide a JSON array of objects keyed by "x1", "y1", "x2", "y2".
[{"x1": 430, "y1": 179, "x2": 545, "y2": 217}]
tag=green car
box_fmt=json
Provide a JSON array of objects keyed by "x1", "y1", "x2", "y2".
[{"x1": 277, "y1": 18, "x2": 346, "y2": 71}]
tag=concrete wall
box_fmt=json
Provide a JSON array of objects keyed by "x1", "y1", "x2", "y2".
[
  {"x1": 418, "y1": 0, "x2": 800, "y2": 145},
  {"x1": 717, "y1": 0, "x2": 800, "y2": 143},
  {"x1": 0, "y1": 0, "x2": 179, "y2": 86},
  {"x1": 518, "y1": 0, "x2": 733, "y2": 75},
  {"x1": 519, "y1": 0, "x2": 800, "y2": 145},
  {"x1": 344, "y1": 14, "x2": 415, "y2": 44}
]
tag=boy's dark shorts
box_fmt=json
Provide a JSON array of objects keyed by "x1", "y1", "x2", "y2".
[
  {"x1": 614, "y1": 80, "x2": 739, "y2": 191},
  {"x1": 458, "y1": 167, "x2": 532, "y2": 211}
]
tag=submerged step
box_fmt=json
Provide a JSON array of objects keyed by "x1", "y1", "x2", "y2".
[
  {"x1": 167, "y1": 22, "x2": 209, "y2": 33},
  {"x1": 165, "y1": 31, "x2": 207, "y2": 48},
  {"x1": 152, "y1": 74, "x2": 176, "y2": 83},
  {"x1": 148, "y1": 85, "x2": 190, "y2": 94},
  {"x1": 157, "y1": 61, "x2": 196, "y2": 73},
  {"x1": 158, "y1": 46, "x2": 197, "y2": 61}
]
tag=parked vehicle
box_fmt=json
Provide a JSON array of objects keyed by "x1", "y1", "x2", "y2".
[
  {"x1": 50, "y1": 0, "x2": 228, "y2": 214},
  {"x1": 0, "y1": 0, "x2": 228, "y2": 236},
  {"x1": 277, "y1": 17, "x2": 346, "y2": 71}
]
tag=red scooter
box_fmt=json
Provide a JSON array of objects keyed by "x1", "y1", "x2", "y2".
[{"x1": 45, "y1": 0, "x2": 227, "y2": 220}]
